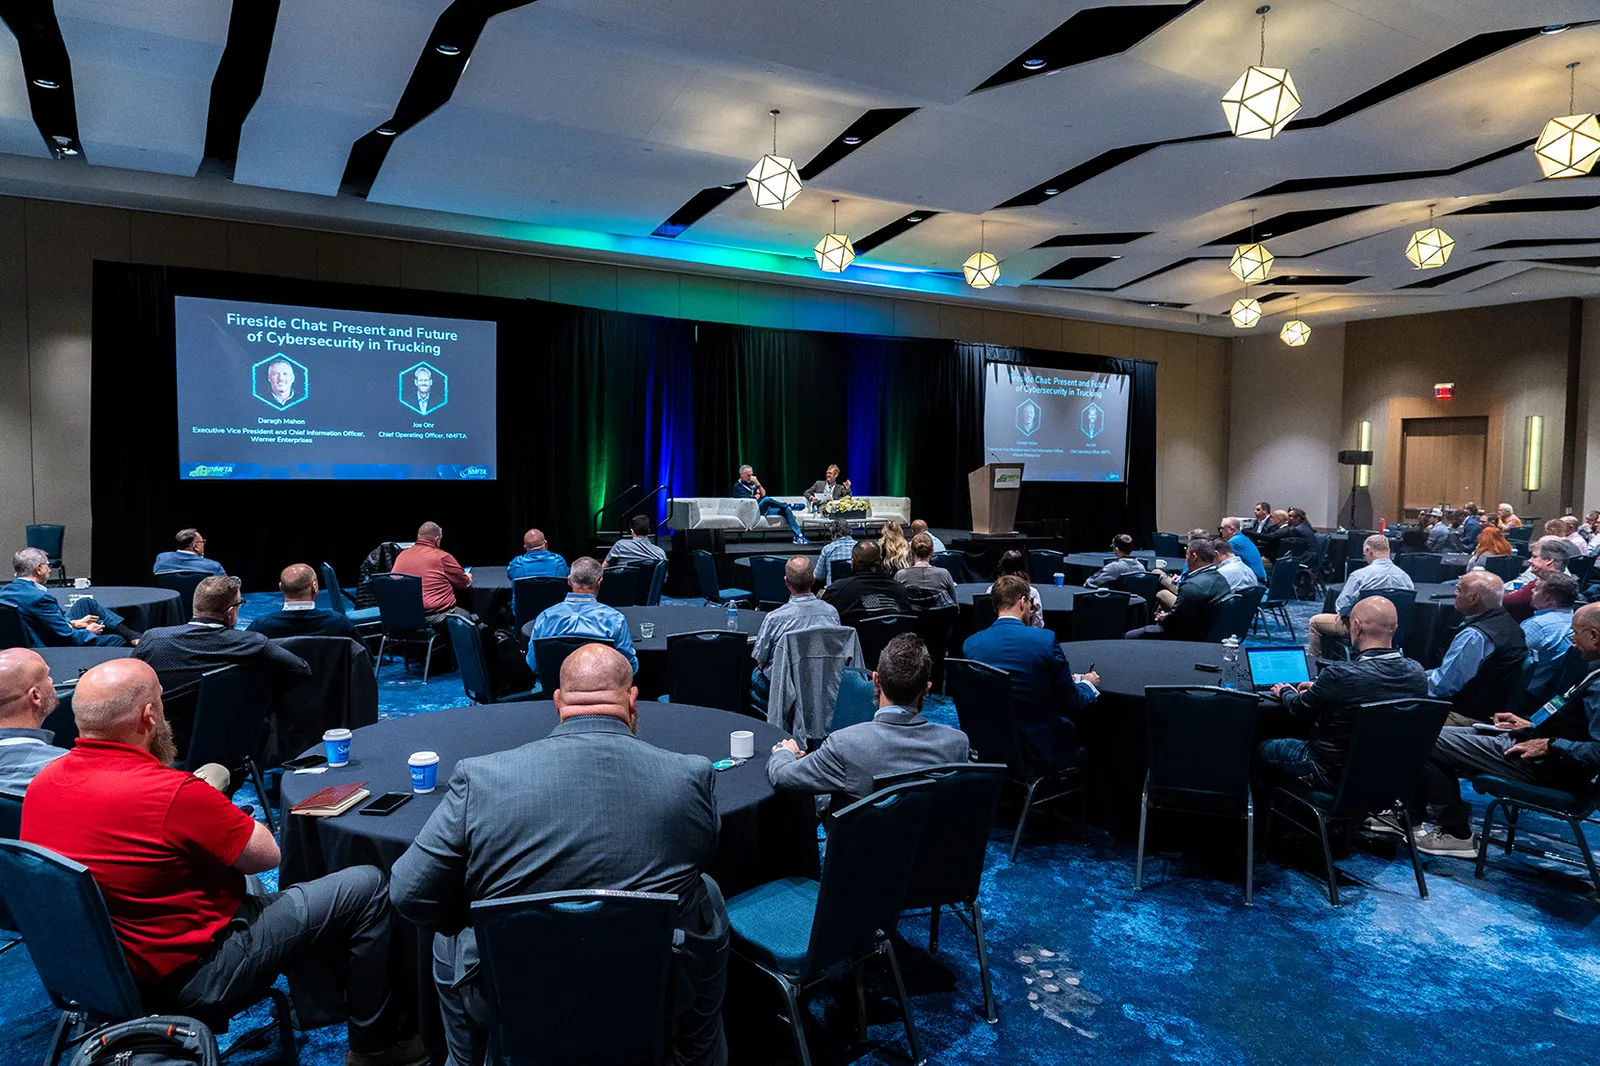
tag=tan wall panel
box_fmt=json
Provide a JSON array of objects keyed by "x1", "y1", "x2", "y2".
[
  {"x1": 399, "y1": 243, "x2": 479, "y2": 294},
  {"x1": 476, "y1": 250, "x2": 549, "y2": 301},
  {"x1": 317, "y1": 233, "x2": 401, "y2": 288},
  {"x1": 226, "y1": 222, "x2": 317, "y2": 278},
  {"x1": 0, "y1": 198, "x2": 31, "y2": 544},
  {"x1": 129, "y1": 213, "x2": 229, "y2": 271}
]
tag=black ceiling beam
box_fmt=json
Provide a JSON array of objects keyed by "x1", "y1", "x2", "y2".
[
  {"x1": 852, "y1": 211, "x2": 940, "y2": 255},
  {"x1": 973, "y1": 2, "x2": 1200, "y2": 92},
  {"x1": 1248, "y1": 139, "x2": 1532, "y2": 199},
  {"x1": 1258, "y1": 274, "x2": 1369, "y2": 286},
  {"x1": 1398, "y1": 262, "x2": 1499, "y2": 289},
  {"x1": 1032, "y1": 231, "x2": 1150, "y2": 249},
  {"x1": 1450, "y1": 194, "x2": 1600, "y2": 216},
  {"x1": 1205, "y1": 205, "x2": 1379, "y2": 246},
  {"x1": 1482, "y1": 237, "x2": 1600, "y2": 250},
  {"x1": 994, "y1": 132, "x2": 1227, "y2": 210},
  {"x1": 797, "y1": 107, "x2": 917, "y2": 181},
  {"x1": 651, "y1": 185, "x2": 740, "y2": 239},
  {"x1": 1032, "y1": 256, "x2": 1119, "y2": 282},
  {"x1": 201, "y1": 0, "x2": 283, "y2": 176},
  {"x1": 341, "y1": 1, "x2": 536, "y2": 198},
  {"x1": 0, "y1": 1, "x2": 84, "y2": 160}
]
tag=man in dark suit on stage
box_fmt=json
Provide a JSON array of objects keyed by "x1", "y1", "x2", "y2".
[
  {"x1": 247, "y1": 564, "x2": 358, "y2": 640},
  {"x1": 390, "y1": 643, "x2": 729, "y2": 1066},
  {"x1": 962, "y1": 576, "x2": 1099, "y2": 772}
]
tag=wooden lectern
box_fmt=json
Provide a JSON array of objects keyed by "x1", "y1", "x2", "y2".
[{"x1": 968, "y1": 463, "x2": 1024, "y2": 534}]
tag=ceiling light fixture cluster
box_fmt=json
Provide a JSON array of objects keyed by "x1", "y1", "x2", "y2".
[{"x1": 814, "y1": 199, "x2": 855, "y2": 273}]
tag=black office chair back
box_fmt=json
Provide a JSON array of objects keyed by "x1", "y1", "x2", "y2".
[
  {"x1": 1324, "y1": 698, "x2": 1452, "y2": 817},
  {"x1": 1344, "y1": 558, "x2": 1367, "y2": 580},
  {"x1": 1483, "y1": 554, "x2": 1521, "y2": 581},
  {"x1": 0, "y1": 839, "x2": 144, "y2": 1020},
  {"x1": 1071, "y1": 589, "x2": 1131, "y2": 641},
  {"x1": 0, "y1": 605, "x2": 27, "y2": 650},
  {"x1": 1345, "y1": 530, "x2": 1377, "y2": 557},
  {"x1": 667, "y1": 631, "x2": 749, "y2": 712},
  {"x1": 643, "y1": 560, "x2": 668, "y2": 606},
  {"x1": 447, "y1": 616, "x2": 496, "y2": 705},
  {"x1": 320, "y1": 561, "x2": 352, "y2": 616},
  {"x1": 471, "y1": 889, "x2": 678, "y2": 1066},
  {"x1": 0, "y1": 790, "x2": 20, "y2": 933},
  {"x1": 25, "y1": 523, "x2": 65, "y2": 562},
  {"x1": 692, "y1": 550, "x2": 723, "y2": 602},
  {"x1": 180, "y1": 665, "x2": 273, "y2": 774},
  {"x1": 853, "y1": 613, "x2": 919, "y2": 671},
  {"x1": 1151, "y1": 532, "x2": 1182, "y2": 557},
  {"x1": 1026, "y1": 550, "x2": 1066, "y2": 585},
  {"x1": 1354, "y1": 587, "x2": 1417, "y2": 648},
  {"x1": 155, "y1": 571, "x2": 209, "y2": 624},
  {"x1": 830, "y1": 557, "x2": 854, "y2": 585},
  {"x1": 913, "y1": 603, "x2": 958, "y2": 665},
  {"x1": 969, "y1": 593, "x2": 997, "y2": 632},
  {"x1": 931, "y1": 552, "x2": 969, "y2": 583},
  {"x1": 872, "y1": 764, "x2": 1005, "y2": 908},
  {"x1": 370, "y1": 573, "x2": 430, "y2": 632},
  {"x1": 1144, "y1": 686, "x2": 1259, "y2": 814},
  {"x1": 1395, "y1": 553, "x2": 1443, "y2": 584},
  {"x1": 597, "y1": 565, "x2": 645, "y2": 609},
  {"x1": 533, "y1": 637, "x2": 593, "y2": 686},
  {"x1": 804, "y1": 781, "x2": 933, "y2": 982},
  {"x1": 1116, "y1": 571, "x2": 1162, "y2": 607},
  {"x1": 945, "y1": 659, "x2": 1024, "y2": 774},
  {"x1": 1506, "y1": 525, "x2": 1533, "y2": 546},
  {"x1": 1569, "y1": 554, "x2": 1596, "y2": 586},
  {"x1": 1262, "y1": 555, "x2": 1299, "y2": 606},
  {"x1": 513, "y1": 577, "x2": 569, "y2": 632},
  {"x1": 270, "y1": 636, "x2": 377, "y2": 767},
  {"x1": 831, "y1": 668, "x2": 877, "y2": 732},
  {"x1": 1205, "y1": 592, "x2": 1260, "y2": 642},
  {"x1": 749, "y1": 556, "x2": 789, "y2": 609}
]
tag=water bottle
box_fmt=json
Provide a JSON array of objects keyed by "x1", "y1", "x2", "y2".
[
  {"x1": 1219, "y1": 636, "x2": 1243, "y2": 690},
  {"x1": 726, "y1": 602, "x2": 739, "y2": 632}
]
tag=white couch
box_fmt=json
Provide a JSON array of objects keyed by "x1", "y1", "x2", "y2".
[{"x1": 667, "y1": 495, "x2": 912, "y2": 531}]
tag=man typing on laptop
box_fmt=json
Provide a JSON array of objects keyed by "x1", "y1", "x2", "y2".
[{"x1": 1254, "y1": 597, "x2": 1428, "y2": 789}]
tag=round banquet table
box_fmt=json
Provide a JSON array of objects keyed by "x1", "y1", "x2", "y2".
[
  {"x1": 279, "y1": 701, "x2": 816, "y2": 1057},
  {"x1": 39, "y1": 646, "x2": 135, "y2": 746},
  {"x1": 52, "y1": 586, "x2": 182, "y2": 631},
  {"x1": 519, "y1": 605, "x2": 765, "y2": 699},
  {"x1": 460, "y1": 565, "x2": 510, "y2": 619},
  {"x1": 1061, "y1": 550, "x2": 1169, "y2": 580},
  {"x1": 954, "y1": 583, "x2": 1147, "y2": 644},
  {"x1": 1321, "y1": 581, "x2": 1460, "y2": 668}
]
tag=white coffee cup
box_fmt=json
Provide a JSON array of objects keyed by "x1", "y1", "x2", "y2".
[
  {"x1": 409, "y1": 750, "x2": 441, "y2": 793},
  {"x1": 730, "y1": 730, "x2": 755, "y2": 760}
]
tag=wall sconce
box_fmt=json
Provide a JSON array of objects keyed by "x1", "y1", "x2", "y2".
[
  {"x1": 1524, "y1": 415, "x2": 1544, "y2": 492},
  {"x1": 1355, "y1": 420, "x2": 1371, "y2": 488}
]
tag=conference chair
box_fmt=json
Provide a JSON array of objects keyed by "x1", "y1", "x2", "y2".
[
  {"x1": 1348, "y1": 588, "x2": 1416, "y2": 657},
  {"x1": 913, "y1": 603, "x2": 959, "y2": 689},
  {"x1": 851, "y1": 613, "x2": 918, "y2": 671},
  {"x1": 931, "y1": 551, "x2": 970, "y2": 583},
  {"x1": 369, "y1": 573, "x2": 440, "y2": 683},
  {"x1": 725, "y1": 781, "x2": 932, "y2": 1066},
  {"x1": 1116, "y1": 571, "x2": 1163, "y2": 615},
  {"x1": 1474, "y1": 774, "x2": 1600, "y2": 896},
  {"x1": 969, "y1": 593, "x2": 997, "y2": 633},
  {"x1": 0, "y1": 839, "x2": 298, "y2": 1066},
  {"x1": 25, "y1": 524, "x2": 67, "y2": 584},
  {"x1": 597, "y1": 564, "x2": 646, "y2": 609},
  {"x1": 1026, "y1": 549, "x2": 1067, "y2": 586},
  {"x1": 448, "y1": 616, "x2": 534, "y2": 706},
  {"x1": 829, "y1": 556, "x2": 854, "y2": 585},
  {"x1": 1294, "y1": 534, "x2": 1332, "y2": 602},
  {"x1": 471, "y1": 889, "x2": 677, "y2": 1066},
  {"x1": 1257, "y1": 557, "x2": 1300, "y2": 638},
  {"x1": 872, "y1": 763, "x2": 1007, "y2": 1022},
  {"x1": 0, "y1": 790, "x2": 20, "y2": 956},
  {"x1": 1395, "y1": 553, "x2": 1444, "y2": 584},
  {"x1": 749, "y1": 556, "x2": 789, "y2": 610},
  {"x1": 1344, "y1": 557, "x2": 1368, "y2": 580},
  {"x1": 1204, "y1": 588, "x2": 1263, "y2": 643},
  {"x1": 642, "y1": 559, "x2": 668, "y2": 606},
  {"x1": 831, "y1": 668, "x2": 877, "y2": 732},
  {"x1": 1484, "y1": 554, "x2": 1522, "y2": 582},
  {"x1": 664, "y1": 631, "x2": 749, "y2": 712},
  {"x1": 320, "y1": 562, "x2": 380, "y2": 629},
  {"x1": 692, "y1": 549, "x2": 751, "y2": 607},
  {"x1": 1071, "y1": 589, "x2": 1133, "y2": 641},
  {"x1": 1569, "y1": 554, "x2": 1596, "y2": 588},
  {"x1": 1265, "y1": 697, "x2": 1451, "y2": 906},
  {"x1": 531, "y1": 636, "x2": 592, "y2": 694},
  {"x1": 0, "y1": 604, "x2": 27, "y2": 650},
  {"x1": 946, "y1": 658, "x2": 1083, "y2": 862},
  {"x1": 155, "y1": 570, "x2": 210, "y2": 624},
  {"x1": 268, "y1": 637, "x2": 379, "y2": 770},
  {"x1": 512, "y1": 576, "x2": 569, "y2": 634},
  {"x1": 1151, "y1": 532, "x2": 1183, "y2": 558},
  {"x1": 182, "y1": 665, "x2": 277, "y2": 832}
]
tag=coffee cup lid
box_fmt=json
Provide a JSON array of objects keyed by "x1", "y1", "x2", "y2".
[
  {"x1": 409, "y1": 750, "x2": 440, "y2": 765},
  {"x1": 323, "y1": 728, "x2": 352, "y2": 740}
]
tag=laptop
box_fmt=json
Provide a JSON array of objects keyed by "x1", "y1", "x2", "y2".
[{"x1": 1245, "y1": 647, "x2": 1312, "y2": 692}]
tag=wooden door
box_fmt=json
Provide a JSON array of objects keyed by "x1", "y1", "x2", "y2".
[{"x1": 1399, "y1": 416, "x2": 1488, "y2": 515}]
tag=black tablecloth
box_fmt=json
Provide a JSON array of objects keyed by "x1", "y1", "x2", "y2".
[
  {"x1": 518, "y1": 606, "x2": 765, "y2": 699},
  {"x1": 953, "y1": 583, "x2": 1147, "y2": 643},
  {"x1": 461, "y1": 565, "x2": 510, "y2": 619},
  {"x1": 279, "y1": 701, "x2": 815, "y2": 1058},
  {"x1": 39, "y1": 647, "x2": 135, "y2": 746},
  {"x1": 1061, "y1": 550, "x2": 1165, "y2": 579},
  {"x1": 53, "y1": 586, "x2": 182, "y2": 631},
  {"x1": 1322, "y1": 581, "x2": 1460, "y2": 668}
]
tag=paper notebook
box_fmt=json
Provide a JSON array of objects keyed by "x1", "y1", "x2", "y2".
[{"x1": 290, "y1": 782, "x2": 370, "y2": 817}]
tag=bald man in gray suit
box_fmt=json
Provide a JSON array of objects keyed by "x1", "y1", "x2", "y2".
[{"x1": 390, "y1": 644, "x2": 729, "y2": 1066}]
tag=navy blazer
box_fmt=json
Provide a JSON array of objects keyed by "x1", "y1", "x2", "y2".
[
  {"x1": 247, "y1": 607, "x2": 358, "y2": 640},
  {"x1": 0, "y1": 578, "x2": 123, "y2": 648},
  {"x1": 962, "y1": 617, "x2": 1094, "y2": 771}
]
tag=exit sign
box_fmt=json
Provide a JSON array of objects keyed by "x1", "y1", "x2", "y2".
[{"x1": 1434, "y1": 383, "x2": 1454, "y2": 400}]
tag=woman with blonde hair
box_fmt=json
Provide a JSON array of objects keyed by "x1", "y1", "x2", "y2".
[{"x1": 878, "y1": 521, "x2": 912, "y2": 574}]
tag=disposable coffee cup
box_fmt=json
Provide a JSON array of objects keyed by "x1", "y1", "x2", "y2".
[
  {"x1": 409, "y1": 751, "x2": 440, "y2": 793},
  {"x1": 323, "y1": 728, "x2": 352, "y2": 768},
  {"x1": 73, "y1": 577, "x2": 90, "y2": 589},
  {"x1": 730, "y1": 731, "x2": 755, "y2": 760},
  {"x1": 1053, "y1": 572, "x2": 1065, "y2": 586},
  {"x1": 640, "y1": 622, "x2": 656, "y2": 639}
]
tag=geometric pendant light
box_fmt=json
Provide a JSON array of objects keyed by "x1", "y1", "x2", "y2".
[
  {"x1": 747, "y1": 109, "x2": 803, "y2": 210},
  {"x1": 1221, "y1": 6, "x2": 1302, "y2": 140},
  {"x1": 1279, "y1": 297, "x2": 1311, "y2": 347},
  {"x1": 1230, "y1": 208, "x2": 1274, "y2": 284},
  {"x1": 814, "y1": 199, "x2": 856, "y2": 273},
  {"x1": 1231, "y1": 291, "x2": 1263, "y2": 329},
  {"x1": 1535, "y1": 62, "x2": 1600, "y2": 179},
  {"x1": 964, "y1": 220, "x2": 1001, "y2": 289},
  {"x1": 1404, "y1": 204, "x2": 1454, "y2": 269}
]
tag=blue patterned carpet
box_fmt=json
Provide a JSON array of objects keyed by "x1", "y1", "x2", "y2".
[{"x1": 3, "y1": 593, "x2": 1597, "y2": 1065}]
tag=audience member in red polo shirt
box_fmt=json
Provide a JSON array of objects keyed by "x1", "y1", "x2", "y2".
[
  {"x1": 21, "y1": 659, "x2": 424, "y2": 1066},
  {"x1": 390, "y1": 521, "x2": 472, "y2": 624}
]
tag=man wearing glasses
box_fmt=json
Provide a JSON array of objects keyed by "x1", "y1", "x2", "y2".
[{"x1": 133, "y1": 575, "x2": 310, "y2": 701}]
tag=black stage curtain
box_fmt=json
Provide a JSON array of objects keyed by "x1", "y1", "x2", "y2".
[{"x1": 91, "y1": 263, "x2": 1155, "y2": 589}]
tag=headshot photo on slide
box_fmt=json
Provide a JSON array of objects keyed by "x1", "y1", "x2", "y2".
[
  {"x1": 399, "y1": 361, "x2": 448, "y2": 416},
  {"x1": 253, "y1": 354, "x2": 308, "y2": 410},
  {"x1": 1015, "y1": 398, "x2": 1041, "y2": 437}
]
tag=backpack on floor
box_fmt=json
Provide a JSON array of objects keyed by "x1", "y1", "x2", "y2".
[{"x1": 68, "y1": 1017, "x2": 221, "y2": 1066}]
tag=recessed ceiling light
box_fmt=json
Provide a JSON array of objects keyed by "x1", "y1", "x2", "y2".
[
  {"x1": 435, "y1": 43, "x2": 461, "y2": 55},
  {"x1": 51, "y1": 134, "x2": 70, "y2": 145},
  {"x1": 1541, "y1": 24, "x2": 1569, "y2": 34},
  {"x1": 720, "y1": 183, "x2": 738, "y2": 190},
  {"x1": 1043, "y1": 188, "x2": 1060, "y2": 196},
  {"x1": 1148, "y1": 302, "x2": 1161, "y2": 307},
  {"x1": 906, "y1": 215, "x2": 923, "y2": 223},
  {"x1": 1023, "y1": 58, "x2": 1047, "y2": 70},
  {"x1": 32, "y1": 78, "x2": 57, "y2": 89},
  {"x1": 376, "y1": 127, "x2": 397, "y2": 136},
  {"x1": 56, "y1": 146, "x2": 77, "y2": 156},
  {"x1": 1111, "y1": 254, "x2": 1122, "y2": 259},
  {"x1": 842, "y1": 135, "x2": 861, "y2": 145}
]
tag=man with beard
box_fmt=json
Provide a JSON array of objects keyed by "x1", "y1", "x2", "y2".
[
  {"x1": 21, "y1": 659, "x2": 426, "y2": 1066},
  {"x1": 134, "y1": 575, "x2": 310, "y2": 694},
  {"x1": 0, "y1": 648, "x2": 69, "y2": 791}
]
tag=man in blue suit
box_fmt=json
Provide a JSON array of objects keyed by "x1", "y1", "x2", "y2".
[
  {"x1": 152, "y1": 529, "x2": 226, "y2": 576},
  {"x1": 0, "y1": 549, "x2": 132, "y2": 647},
  {"x1": 962, "y1": 575, "x2": 1099, "y2": 772}
]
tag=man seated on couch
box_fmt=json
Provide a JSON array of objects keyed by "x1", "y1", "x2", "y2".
[{"x1": 733, "y1": 465, "x2": 806, "y2": 544}]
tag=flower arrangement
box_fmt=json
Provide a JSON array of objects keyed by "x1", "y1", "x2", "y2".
[{"x1": 820, "y1": 495, "x2": 870, "y2": 517}]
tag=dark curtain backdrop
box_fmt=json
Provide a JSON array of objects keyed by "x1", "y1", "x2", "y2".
[{"x1": 91, "y1": 263, "x2": 1155, "y2": 589}]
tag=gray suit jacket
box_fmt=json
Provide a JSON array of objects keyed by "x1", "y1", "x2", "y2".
[
  {"x1": 766, "y1": 707, "x2": 971, "y2": 801},
  {"x1": 390, "y1": 715, "x2": 723, "y2": 985},
  {"x1": 805, "y1": 479, "x2": 849, "y2": 505}
]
